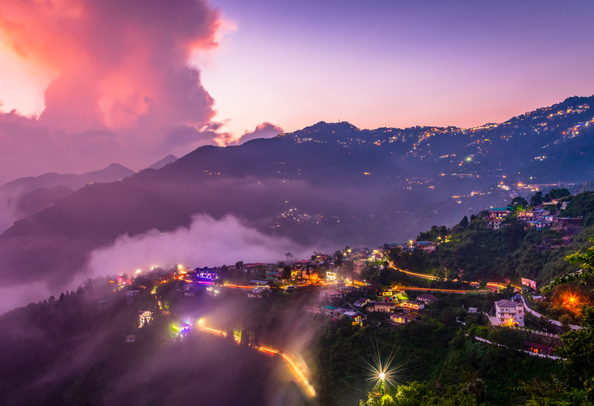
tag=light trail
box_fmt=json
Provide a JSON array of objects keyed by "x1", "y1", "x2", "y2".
[
  {"x1": 197, "y1": 321, "x2": 316, "y2": 397},
  {"x1": 223, "y1": 283, "x2": 254, "y2": 289},
  {"x1": 390, "y1": 262, "x2": 507, "y2": 293}
]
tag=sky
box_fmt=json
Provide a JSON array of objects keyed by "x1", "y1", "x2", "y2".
[{"x1": 0, "y1": 0, "x2": 593, "y2": 183}]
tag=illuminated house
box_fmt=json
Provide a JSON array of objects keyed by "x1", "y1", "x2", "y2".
[
  {"x1": 354, "y1": 297, "x2": 371, "y2": 308},
  {"x1": 389, "y1": 313, "x2": 418, "y2": 324},
  {"x1": 488, "y1": 208, "x2": 511, "y2": 230},
  {"x1": 399, "y1": 300, "x2": 425, "y2": 310},
  {"x1": 417, "y1": 294, "x2": 437, "y2": 303},
  {"x1": 524, "y1": 341, "x2": 553, "y2": 356},
  {"x1": 414, "y1": 241, "x2": 436, "y2": 253},
  {"x1": 494, "y1": 299, "x2": 525, "y2": 326},
  {"x1": 369, "y1": 302, "x2": 397, "y2": 313}
]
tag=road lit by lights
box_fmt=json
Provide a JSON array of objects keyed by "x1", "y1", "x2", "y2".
[
  {"x1": 223, "y1": 284, "x2": 254, "y2": 289},
  {"x1": 197, "y1": 321, "x2": 316, "y2": 397}
]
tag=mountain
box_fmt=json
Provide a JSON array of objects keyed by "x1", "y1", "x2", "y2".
[
  {"x1": 0, "y1": 95, "x2": 593, "y2": 297},
  {"x1": 0, "y1": 163, "x2": 135, "y2": 196},
  {"x1": 147, "y1": 154, "x2": 178, "y2": 170},
  {"x1": 15, "y1": 185, "x2": 74, "y2": 219}
]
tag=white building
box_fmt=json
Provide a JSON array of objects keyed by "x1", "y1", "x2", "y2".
[{"x1": 494, "y1": 299, "x2": 525, "y2": 326}]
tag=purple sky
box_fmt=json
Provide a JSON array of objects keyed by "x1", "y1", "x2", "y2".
[
  {"x1": 200, "y1": 0, "x2": 594, "y2": 135},
  {"x1": 0, "y1": 0, "x2": 593, "y2": 182}
]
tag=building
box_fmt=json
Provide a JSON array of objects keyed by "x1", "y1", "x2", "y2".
[
  {"x1": 488, "y1": 208, "x2": 511, "y2": 230},
  {"x1": 400, "y1": 300, "x2": 425, "y2": 310},
  {"x1": 414, "y1": 241, "x2": 436, "y2": 253},
  {"x1": 320, "y1": 289, "x2": 343, "y2": 301},
  {"x1": 354, "y1": 297, "x2": 371, "y2": 308},
  {"x1": 389, "y1": 313, "x2": 418, "y2": 324},
  {"x1": 494, "y1": 299, "x2": 525, "y2": 326},
  {"x1": 125, "y1": 334, "x2": 135, "y2": 343},
  {"x1": 126, "y1": 290, "x2": 140, "y2": 304},
  {"x1": 138, "y1": 310, "x2": 153, "y2": 328},
  {"x1": 417, "y1": 294, "x2": 437, "y2": 303},
  {"x1": 524, "y1": 341, "x2": 553, "y2": 356},
  {"x1": 369, "y1": 302, "x2": 397, "y2": 313},
  {"x1": 247, "y1": 287, "x2": 271, "y2": 299},
  {"x1": 344, "y1": 311, "x2": 367, "y2": 326}
]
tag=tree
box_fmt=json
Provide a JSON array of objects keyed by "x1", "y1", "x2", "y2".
[
  {"x1": 542, "y1": 238, "x2": 594, "y2": 291},
  {"x1": 530, "y1": 191, "x2": 544, "y2": 207},
  {"x1": 556, "y1": 305, "x2": 594, "y2": 400},
  {"x1": 544, "y1": 188, "x2": 571, "y2": 202},
  {"x1": 459, "y1": 216, "x2": 469, "y2": 228},
  {"x1": 509, "y1": 196, "x2": 529, "y2": 212},
  {"x1": 282, "y1": 266, "x2": 292, "y2": 280},
  {"x1": 285, "y1": 252, "x2": 293, "y2": 261}
]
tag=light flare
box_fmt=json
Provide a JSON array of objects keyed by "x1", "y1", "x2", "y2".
[{"x1": 196, "y1": 321, "x2": 316, "y2": 397}]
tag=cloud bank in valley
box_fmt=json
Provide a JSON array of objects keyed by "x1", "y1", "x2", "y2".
[
  {"x1": 0, "y1": 214, "x2": 310, "y2": 313},
  {"x1": 85, "y1": 214, "x2": 310, "y2": 279}
]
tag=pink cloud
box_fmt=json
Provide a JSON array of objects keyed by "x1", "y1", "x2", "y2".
[
  {"x1": 0, "y1": 0, "x2": 225, "y2": 182},
  {"x1": 215, "y1": 122, "x2": 284, "y2": 146}
]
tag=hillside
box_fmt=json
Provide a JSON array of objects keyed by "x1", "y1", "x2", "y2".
[{"x1": 0, "y1": 95, "x2": 594, "y2": 298}]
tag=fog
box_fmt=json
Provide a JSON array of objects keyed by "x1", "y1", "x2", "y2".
[
  {"x1": 85, "y1": 214, "x2": 313, "y2": 277},
  {"x1": 0, "y1": 214, "x2": 316, "y2": 314}
]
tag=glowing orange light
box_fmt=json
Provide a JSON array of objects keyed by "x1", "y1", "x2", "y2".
[{"x1": 197, "y1": 322, "x2": 316, "y2": 396}]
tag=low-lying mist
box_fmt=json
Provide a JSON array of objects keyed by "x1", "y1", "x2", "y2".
[
  {"x1": 0, "y1": 214, "x2": 315, "y2": 313},
  {"x1": 84, "y1": 213, "x2": 314, "y2": 277}
]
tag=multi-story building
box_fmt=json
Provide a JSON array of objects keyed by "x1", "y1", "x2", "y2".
[{"x1": 494, "y1": 299, "x2": 525, "y2": 326}]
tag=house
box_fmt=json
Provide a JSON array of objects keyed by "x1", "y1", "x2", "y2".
[
  {"x1": 532, "y1": 295, "x2": 544, "y2": 301},
  {"x1": 389, "y1": 313, "x2": 418, "y2": 324},
  {"x1": 343, "y1": 311, "x2": 367, "y2": 326},
  {"x1": 400, "y1": 300, "x2": 425, "y2": 310},
  {"x1": 250, "y1": 280, "x2": 270, "y2": 286},
  {"x1": 126, "y1": 290, "x2": 140, "y2": 304},
  {"x1": 414, "y1": 241, "x2": 436, "y2": 253},
  {"x1": 138, "y1": 310, "x2": 153, "y2": 328},
  {"x1": 468, "y1": 307, "x2": 479, "y2": 314},
  {"x1": 494, "y1": 299, "x2": 525, "y2": 326},
  {"x1": 368, "y1": 302, "x2": 397, "y2": 313},
  {"x1": 380, "y1": 288, "x2": 393, "y2": 297},
  {"x1": 524, "y1": 341, "x2": 553, "y2": 356},
  {"x1": 196, "y1": 268, "x2": 220, "y2": 279},
  {"x1": 247, "y1": 287, "x2": 271, "y2": 299},
  {"x1": 488, "y1": 208, "x2": 511, "y2": 229},
  {"x1": 320, "y1": 289, "x2": 343, "y2": 301},
  {"x1": 417, "y1": 294, "x2": 437, "y2": 303},
  {"x1": 354, "y1": 297, "x2": 371, "y2": 308},
  {"x1": 322, "y1": 305, "x2": 337, "y2": 316},
  {"x1": 125, "y1": 334, "x2": 135, "y2": 343}
]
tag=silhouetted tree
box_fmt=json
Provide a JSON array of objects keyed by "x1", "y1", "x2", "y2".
[{"x1": 530, "y1": 191, "x2": 544, "y2": 206}]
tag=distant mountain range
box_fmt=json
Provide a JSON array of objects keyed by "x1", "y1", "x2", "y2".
[
  {"x1": 1, "y1": 95, "x2": 593, "y2": 295},
  {"x1": 147, "y1": 154, "x2": 178, "y2": 170}
]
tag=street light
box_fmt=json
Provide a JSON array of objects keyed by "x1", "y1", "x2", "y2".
[{"x1": 379, "y1": 372, "x2": 386, "y2": 395}]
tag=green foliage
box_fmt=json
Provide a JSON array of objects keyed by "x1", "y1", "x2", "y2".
[
  {"x1": 542, "y1": 238, "x2": 594, "y2": 292},
  {"x1": 544, "y1": 188, "x2": 571, "y2": 202},
  {"x1": 556, "y1": 305, "x2": 594, "y2": 399},
  {"x1": 561, "y1": 191, "x2": 594, "y2": 226},
  {"x1": 487, "y1": 327, "x2": 526, "y2": 351},
  {"x1": 417, "y1": 225, "x2": 450, "y2": 242}
]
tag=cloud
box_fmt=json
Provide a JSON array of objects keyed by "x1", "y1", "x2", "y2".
[
  {"x1": 215, "y1": 122, "x2": 284, "y2": 146},
  {"x1": 0, "y1": 213, "x2": 311, "y2": 313},
  {"x1": 0, "y1": 0, "x2": 225, "y2": 183},
  {"x1": 84, "y1": 214, "x2": 310, "y2": 277}
]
